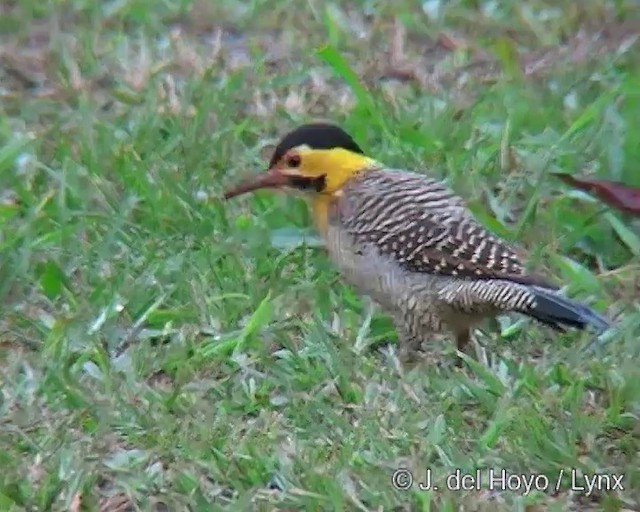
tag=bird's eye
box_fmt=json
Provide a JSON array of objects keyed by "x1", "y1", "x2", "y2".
[{"x1": 286, "y1": 154, "x2": 301, "y2": 168}]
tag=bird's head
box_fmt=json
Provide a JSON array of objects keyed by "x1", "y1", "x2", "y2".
[{"x1": 224, "y1": 123, "x2": 376, "y2": 199}]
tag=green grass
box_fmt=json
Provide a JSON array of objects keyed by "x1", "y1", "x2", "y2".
[{"x1": 1, "y1": 0, "x2": 640, "y2": 510}]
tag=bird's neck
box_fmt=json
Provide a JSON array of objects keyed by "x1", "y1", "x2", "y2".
[
  {"x1": 309, "y1": 156, "x2": 380, "y2": 237},
  {"x1": 311, "y1": 194, "x2": 335, "y2": 236},
  {"x1": 310, "y1": 175, "x2": 364, "y2": 236}
]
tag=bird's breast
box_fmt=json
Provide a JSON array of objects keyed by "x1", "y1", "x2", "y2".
[
  {"x1": 323, "y1": 217, "x2": 416, "y2": 311},
  {"x1": 318, "y1": 185, "x2": 449, "y2": 314}
]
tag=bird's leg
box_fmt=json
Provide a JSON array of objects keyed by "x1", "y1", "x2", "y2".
[
  {"x1": 393, "y1": 320, "x2": 423, "y2": 353},
  {"x1": 454, "y1": 329, "x2": 473, "y2": 367},
  {"x1": 393, "y1": 320, "x2": 451, "y2": 369},
  {"x1": 456, "y1": 329, "x2": 471, "y2": 353},
  {"x1": 389, "y1": 319, "x2": 424, "y2": 368}
]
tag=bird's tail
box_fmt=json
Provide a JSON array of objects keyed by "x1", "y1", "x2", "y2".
[{"x1": 526, "y1": 286, "x2": 611, "y2": 333}]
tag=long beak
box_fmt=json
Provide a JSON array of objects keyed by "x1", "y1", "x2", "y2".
[{"x1": 223, "y1": 167, "x2": 290, "y2": 200}]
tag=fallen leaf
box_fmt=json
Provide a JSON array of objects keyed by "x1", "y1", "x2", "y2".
[
  {"x1": 99, "y1": 493, "x2": 133, "y2": 512},
  {"x1": 69, "y1": 493, "x2": 81, "y2": 512},
  {"x1": 553, "y1": 174, "x2": 640, "y2": 216}
]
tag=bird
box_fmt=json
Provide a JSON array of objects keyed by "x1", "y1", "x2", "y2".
[{"x1": 223, "y1": 122, "x2": 610, "y2": 361}]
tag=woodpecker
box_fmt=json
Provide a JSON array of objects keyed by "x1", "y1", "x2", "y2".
[{"x1": 224, "y1": 123, "x2": 610, "y2": 358}]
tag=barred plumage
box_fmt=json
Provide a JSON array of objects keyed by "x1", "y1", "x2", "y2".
[
  {"x1": 325, "y1": 166, "x2": 610, "y2": 355},
  {"x1": 336, "y1": 168, "x2": 544, "y2": 284},
  {"x1": 224, "y1": 122, "x2": 611, "y2": 361}
]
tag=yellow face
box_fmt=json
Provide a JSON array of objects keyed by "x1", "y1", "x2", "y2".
[
  {"x1": 271, "y1": 145, "x2": 378, "y2": 195},
  {"x1": 223, "y1": 124, "x2": 377, "y2": 201},
  {"x1": 223, "y1": 125, "x2": 377, "y2": 235}
]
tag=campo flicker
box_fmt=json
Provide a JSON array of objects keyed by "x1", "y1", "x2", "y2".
[{"x1": 224, "y1": 123, "x2": 610, "y2": 356}]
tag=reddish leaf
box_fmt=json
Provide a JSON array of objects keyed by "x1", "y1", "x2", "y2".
[{"x1": 553, "y1": 173, "x2": 640, "y2": 216}]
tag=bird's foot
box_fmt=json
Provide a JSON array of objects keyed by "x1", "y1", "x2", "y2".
[
  {"x1": 371, "y1": 340, "x2": 427, "y2": 376},
  {"x1": 375, "y1": 329, "x2": 477, "y2": 374},
  {"x1": 396, "y1": 337, "x2": 459, "y2": 373}
]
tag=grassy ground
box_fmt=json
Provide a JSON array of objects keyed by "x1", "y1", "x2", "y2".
[{"x1": 1, "y1": 0, "x2": 640, "y2": 510}]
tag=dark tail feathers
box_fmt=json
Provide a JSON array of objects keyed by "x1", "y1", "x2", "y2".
[{"x1": 527, "y1": 286, "x2": 611, "y2": 333}]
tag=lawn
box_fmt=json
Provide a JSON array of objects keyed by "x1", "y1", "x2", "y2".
[{"x1": 1, "y1": 0, "x2": 639, "y2": 510}]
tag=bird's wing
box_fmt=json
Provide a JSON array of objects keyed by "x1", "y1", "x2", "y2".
[{"x1": 337, "y1": 168, "x2": 554, "y2": 288}]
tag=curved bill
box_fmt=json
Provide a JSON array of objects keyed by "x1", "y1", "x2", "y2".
[{"x1": 223, "y1": 168, "x2": 290, "y2": 200}]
